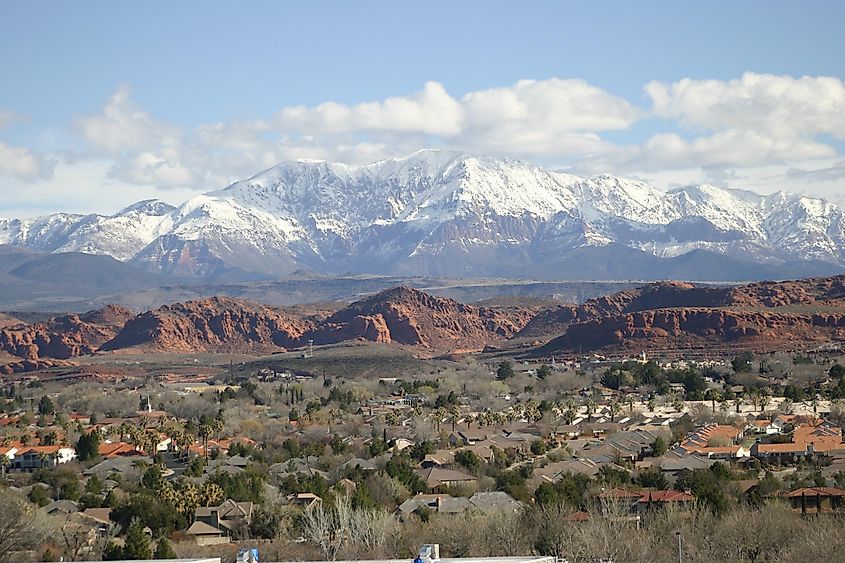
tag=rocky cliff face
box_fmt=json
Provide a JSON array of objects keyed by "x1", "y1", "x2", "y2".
[
  {"x1": 0, "y1": 305, "x2": 134, "y2": 361},
  {"x1": 100, "y1": 297, "x2": 313, "y2": 353},
  {"x1": 534, "y1": 275, "x2": 845, "y2": 354},
  {"x1": 304, "y1": 286, "x2": 536, "y2": 349}
]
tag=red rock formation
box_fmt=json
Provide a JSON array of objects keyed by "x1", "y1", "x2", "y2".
[
  {"x1": 540, "y1": 307, "x2": 845, "y2": 354},
  {"x1": 305, "y1": 286, "x2": 535, "y2": 349},
  {"x1": 523, "y1": 275, "x2": 845, "y2": 345},
  {"x1": 0, "y1": 358, "x2": 75, "y2": 375},
  {"x1": 100, "y1": 297, "x2": 313, "y2": 353},
  {"x1": 0, "y1": 305, "x2": 134, "y2": 361}
]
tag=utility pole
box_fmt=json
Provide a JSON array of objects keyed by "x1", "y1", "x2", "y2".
[{"x1": 676, "y1": 531, "x2": 682, "y2": 563}]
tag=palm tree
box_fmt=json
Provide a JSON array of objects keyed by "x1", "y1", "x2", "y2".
[
  {"x1": 198, "y1": 424, "x2": 213, "y2": 460},
  {"x1": 608, "y1": 398, "x2": 620, "y2": 422},
  {"x1": 706, "y1": 389, "x2": 721, "y2": 413},
  {"x1": 759, "y1": 388, "x2": 772, "y2": 412},
  {"x1": 584, "y1": 397, "x2": 596, "y2": 422},
  {"x1": 447, "y1": 406, "x2": 460, "y2": 432},
  {"x1": 562, "y1": 398, "x2": 577, "y2": 424}
]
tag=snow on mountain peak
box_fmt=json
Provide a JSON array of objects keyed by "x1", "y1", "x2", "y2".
[{"x1": 1, "y1": 151, "x2": 843, "y2": 278}]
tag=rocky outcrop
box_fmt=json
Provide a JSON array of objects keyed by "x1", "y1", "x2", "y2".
[
  {"x1": 100, "y1": 297, "x2": 313, "y2": 353},
  {"x1": 0, "y1": 305, "x2": 134, "y2": 361},
  {"x1": 727, "y1": 276, "x2": 845, "y2": 307},
  {"x1": 521, "y1": 275, "x2": 845, "y2": 344},
  {"x1": 515, "y1": 305, "x2": 580, "y2": 339},
  {"x1": 304, "y1": 286, "x2": 535, "y2": 349},
  {"x1": 0, "y1": 358, "x2": 75, "y2": 375},
  {"x1": 539, "y1": 307, "x2": 845, "y2": 354}
]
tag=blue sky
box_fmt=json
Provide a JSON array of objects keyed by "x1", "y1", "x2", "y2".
[{"x1": 1, "y1": 0, "x2": 844, "y2": 216}]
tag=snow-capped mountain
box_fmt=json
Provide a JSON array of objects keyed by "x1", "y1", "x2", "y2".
[{"x1": 1, "y1": 150, "x2": 843, "y2": 281}]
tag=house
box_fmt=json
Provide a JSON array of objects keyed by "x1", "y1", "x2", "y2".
[
  {"x1": 751, "y1": 422, "x2": 845, "y2": 463},
  {"x1": 651, "y1": 453, "x2": 716, "y2": 477},
  {"x1": 80, "y1": 508, "x2": 114, "y2": 533},
  {"x1": 421, "y1": 450, "x2": 455, "y2": 468},
  {"x1": 42, "y1": 499, "x2": 79, "y2": 516},
  {"x1": 98, "y1": 442, "x2": 139, "y2": 458},
  {"x1": 195, "y1": 499, "x2": 253, "y2": 535},
  {"x1": 396, "y1": 494, "x2": 473, "y2": 518},
  {"x1": 597, "y1": 488, "x2": 695, "y2": 514},
  {"x1": 531, "y1": 458, "x2": 605, "y2": 488},
  {"x1": 0, "y1": 445, "x2": 17, "y2": 471},
  {"x1": 747, "y1": 419, "x2": 780, "y2": 435},
  {"x1": 417, "y1": 467, "x2": 478, "y2": 491},
  {"x1": 786, "y1": 487, "x2": 845, "y2": 513},
  {"x1": 597, "y1": 488, "x2": 644, "y2": 513},
  {"x1": 186, "y1": 520, "x2": 229, "y2": 546},
  {"x1": 269, "y1": 457, "x2": 328, "y2": 480},
  {"x1": 394, "y1": 438, "x2": 415, "y2": 451},
  {"x1": 635, "y1": 490, "x2": 695, "y2": 513},
  {"x1": 11, "y1": 445, "x2": 76, "y2": 470},
  {"x1": 467, "y1": 491, "x2": 523, "y2": 513},
  {"x1": 340, "y1": 457, "x2": 377, "y2": 471},
  {"x1": 677, "y1": 424, "x2": 748, "y2": 459},
  {"x1": 84, "y1": 455, "x2": 152, "y2": 479},
  {"x1": 287, "y1": 492, "x2": 322, "y2": 509}
]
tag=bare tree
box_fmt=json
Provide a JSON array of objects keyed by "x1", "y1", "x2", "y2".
[
  {"x1": 0, "y1": 490, "x2": 54, "y2": 562},
  {"x1": 300, "y1": 494, "x2": 397, "y2": 560}
]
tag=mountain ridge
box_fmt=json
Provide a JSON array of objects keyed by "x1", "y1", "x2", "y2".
[{"x1": 2, "y1": 150, "x2": 843, "y2": 281}]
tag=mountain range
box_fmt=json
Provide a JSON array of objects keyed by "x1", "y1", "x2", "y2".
[
  {"x1": 2, "y1": 276, "x2": 844, "y2": 374},
  {"x1": 2, "y1": 150, "x2": 844, "y2": 281}
]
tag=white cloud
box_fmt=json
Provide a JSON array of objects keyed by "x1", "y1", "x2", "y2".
[
  {"x1": 568, "y1": 73, "x2": 845, "y2": 194},
  {"x1": 67, "y1": 79, "x2": 640, "y2": 190},
  {"x1": 270, "y1": 78, "x2": 640, "y2": 158},
  {"x1": 646, "y1": 72, "x2": 845, "y2": 139},
  {"x1": 0, "y1": 158, "x2": 199, "y2": 219},
  {"x1": 0, "y1": 140, "x2": 54, "y2": 180},
  {"x1": 76, "y1": 84, "x2": 180, "y2": 153},
  {"x1": 3, "y1": 74, "x2": 845, "y2": 217},
  {"x1": 0, "y1": 108, "x2": 52, "y2": 180},
  {"x1": 275, "y1": 81, "x2": 464, "y2": 136}
]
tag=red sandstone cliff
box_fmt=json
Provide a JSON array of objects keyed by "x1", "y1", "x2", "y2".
[
  {"x1": 0, "y1": 305, "x2": 134, "y2": 361},
  {"x1": 99, "y1": 297, "x2": 313, "y2": 353},
  {"x1": 304, "y1": 286, "x2": 536, "y2": 349}
]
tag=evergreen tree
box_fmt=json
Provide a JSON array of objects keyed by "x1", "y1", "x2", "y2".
[
  {"x1": 122, "y1": 521, "x2": 152, "y2": 560},
  {"x1": 496, "y1": 360, "x2": 515, "y2": 380},
  {"x1": 38, "y1": 395, "x2": 55, "y2": 415},
  {"x1": 76, "y1": 430, "x2": 101, "y2": 462},
  {"x1": 536, "y1": 364, "x2": 552, "y2": 380},
  {"x1": 153, "y1": 537, "x2": 176, "y2": 559}
]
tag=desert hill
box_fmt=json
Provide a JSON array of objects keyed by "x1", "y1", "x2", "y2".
[
  {"x1": 99, "y1": 297, "x2": 313, "y2": 353},
  {"x1": 1, "y1": 276, "x2": 844, "y2": 374},
  {"x1": 303, "y1": 286, "x2": 536, "y2": 349},
  {"x1": 0, "y1": 305, "x2": 134, "y2": 372},
  {"x1": 536, "y1": 275, "x2": 845, "y2": 355}
]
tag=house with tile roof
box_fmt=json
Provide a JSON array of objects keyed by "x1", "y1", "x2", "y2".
[
  {"x1": 677, "y1": 424, "x2": 749, "y2": 459},
  {"x1": 786, "y1": 486, "x2": 845, "y2": 513},
  {"x1": 417, "y1": 467, "x2": 478, "y2": 491}
]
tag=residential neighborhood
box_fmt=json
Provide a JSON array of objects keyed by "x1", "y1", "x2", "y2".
[{"x1": 2, "y1": 351, "x2": 845, "y2": 561}]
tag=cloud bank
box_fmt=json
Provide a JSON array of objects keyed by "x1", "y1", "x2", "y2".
[{"x1": 2, "y1": 73, "x2": 844, "y2": 216}]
